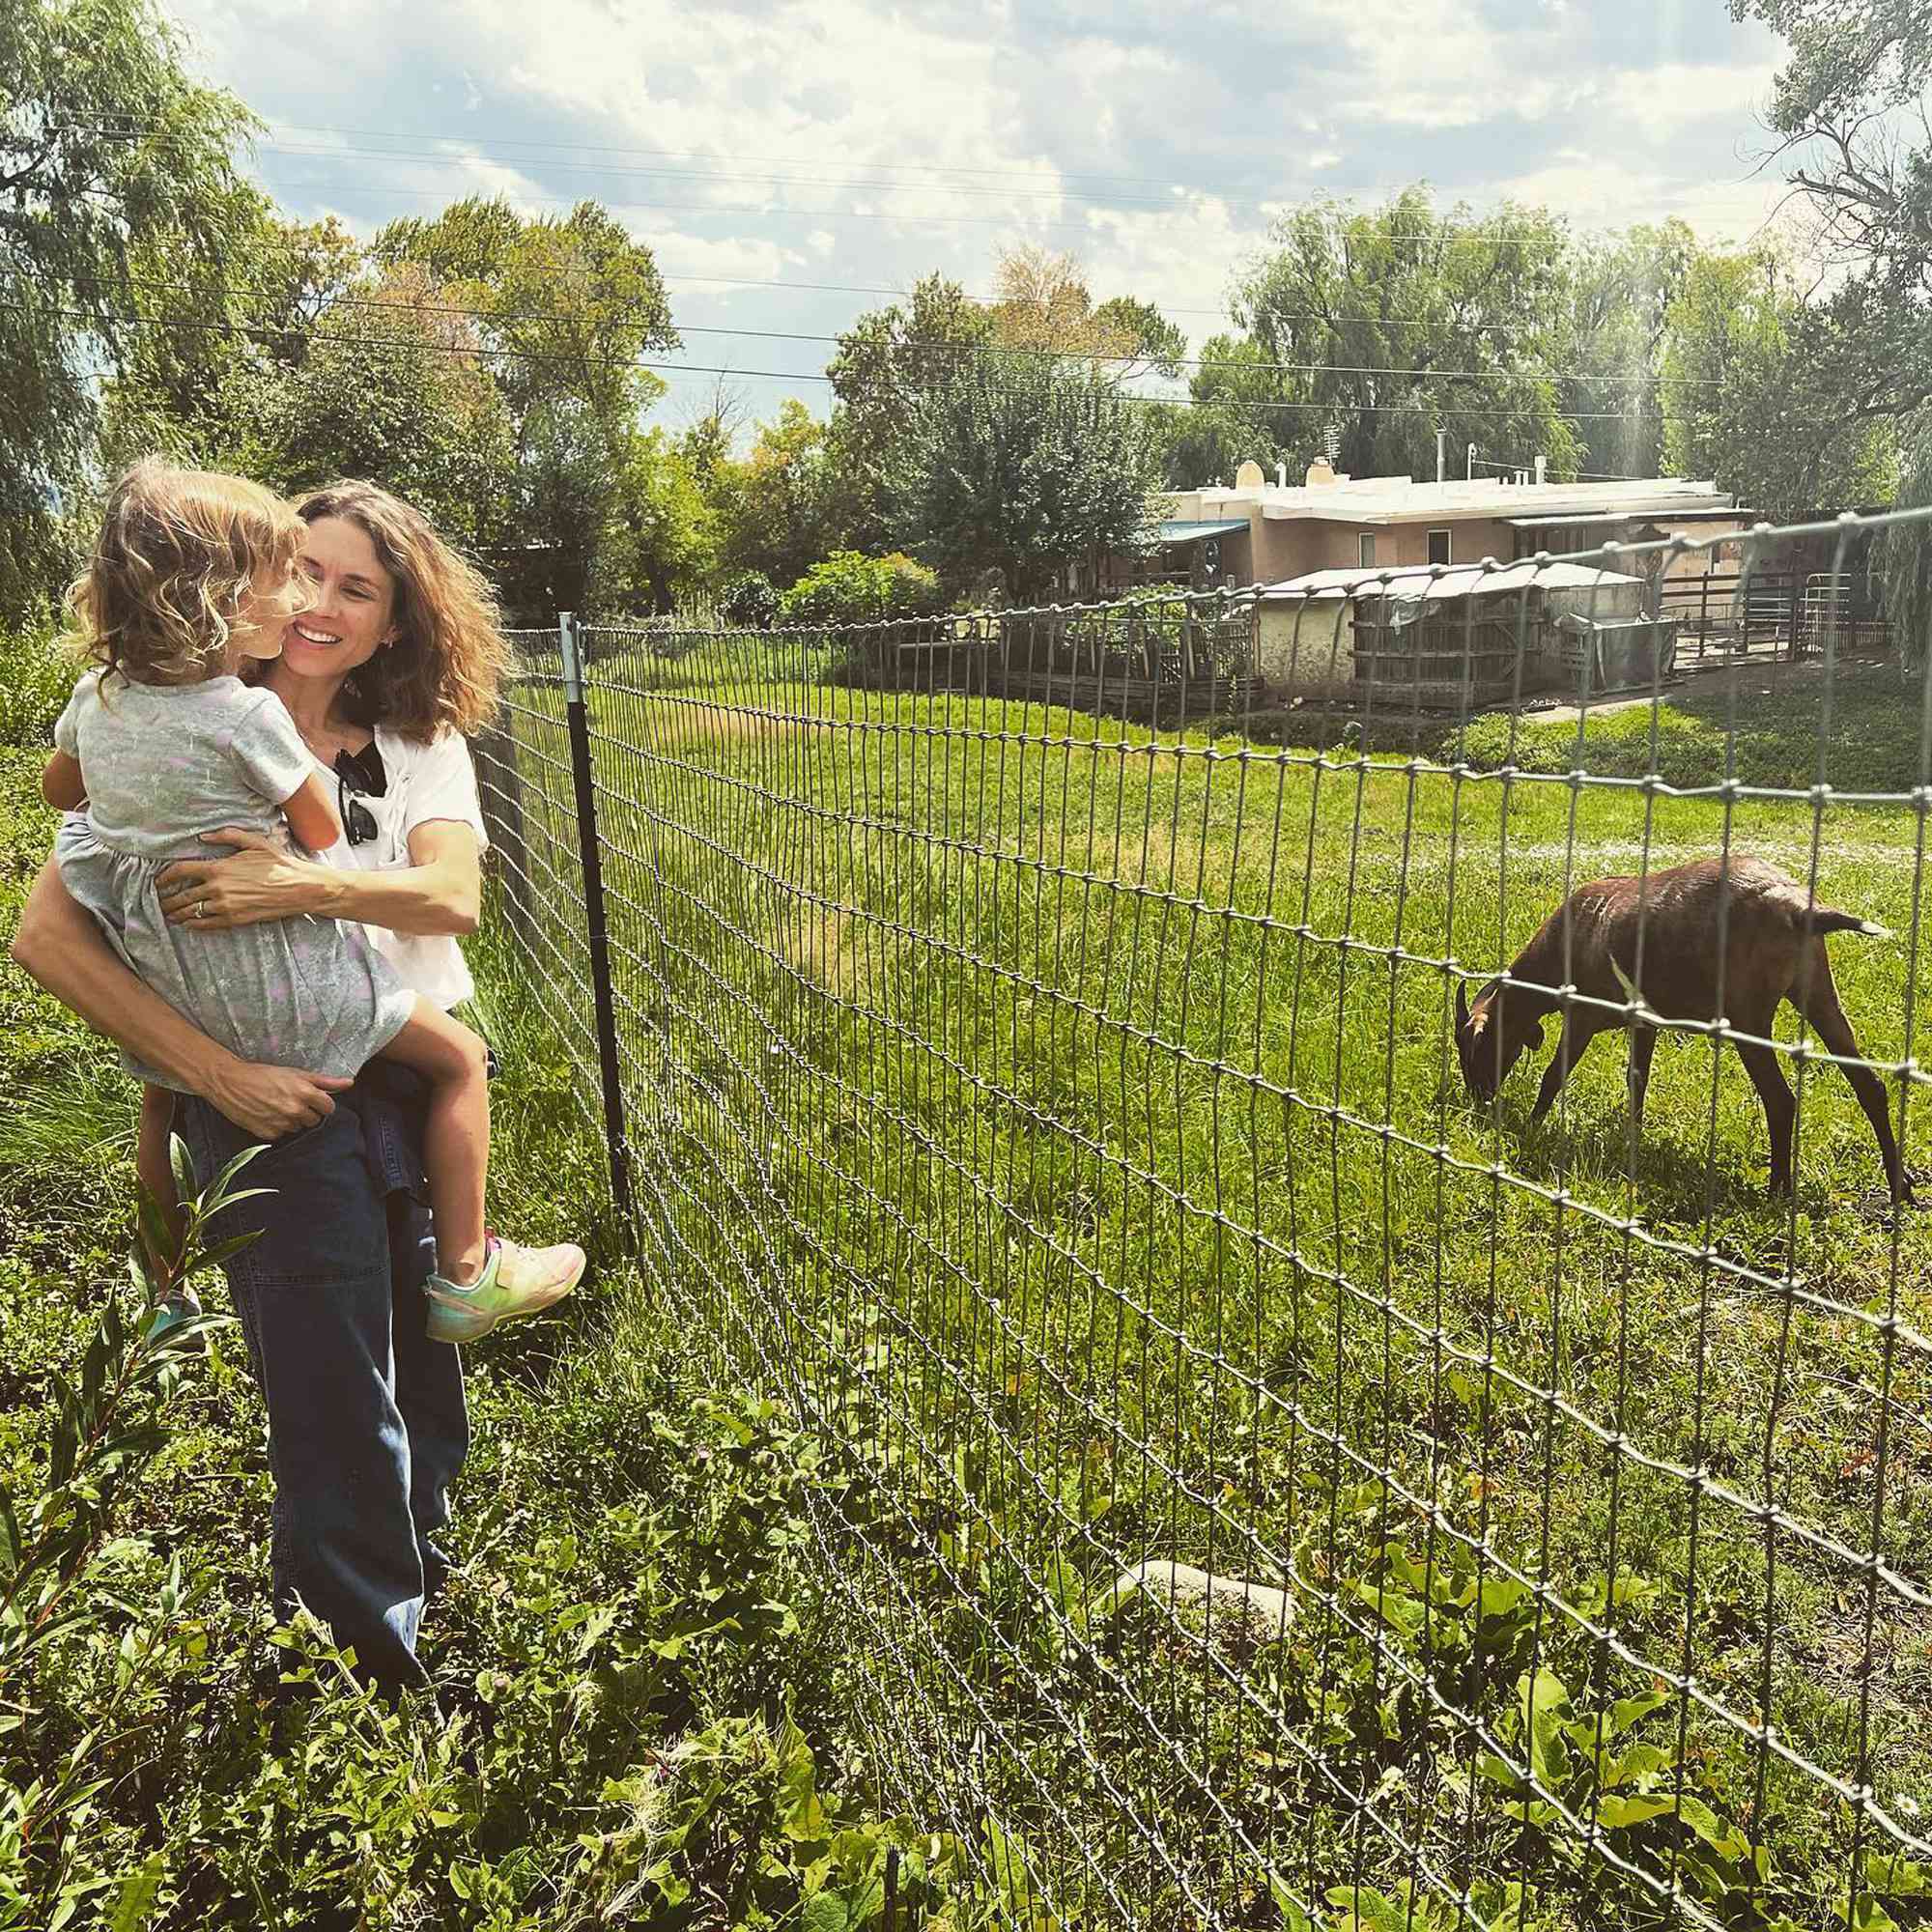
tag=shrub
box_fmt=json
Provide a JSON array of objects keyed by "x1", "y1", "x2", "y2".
[
  {"x1": 780, "y1": 552, "x2": 942, "y2": 629},
  {"x1": 0, "y1": 623, "x2": 74, "y2": 749},
  {"x1": 718, "y1": 570, "x2": 780, "y2": 630}
]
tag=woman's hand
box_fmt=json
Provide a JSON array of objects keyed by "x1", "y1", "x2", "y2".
[
  {"x1": 202, "y1": 1060, "x2": 355, "y2": 1142},
  {"x1": 158, "y1": 830, "x2": 336, "y2": 931}
]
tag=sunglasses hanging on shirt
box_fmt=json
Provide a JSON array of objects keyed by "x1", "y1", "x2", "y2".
[{"x1": 332, "y1": 743, "x2": 388, "y2": 848}]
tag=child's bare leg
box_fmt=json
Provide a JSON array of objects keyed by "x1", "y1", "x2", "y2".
[
  {"x1": 136, "y1": 1084, "x2": 186, "y2": 1278},
  {"x1": 377, "y1": 1000, "x2": 491, "y2": 1285}
]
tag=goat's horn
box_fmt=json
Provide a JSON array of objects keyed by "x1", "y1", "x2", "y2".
[{"x1": 1455, "y1": 979, "x2": 1470, "y2": 1034}]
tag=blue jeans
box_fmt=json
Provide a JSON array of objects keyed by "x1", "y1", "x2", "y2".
[{"x1": 178, "y1": 1061, "x2": 469, "y2": 1694}]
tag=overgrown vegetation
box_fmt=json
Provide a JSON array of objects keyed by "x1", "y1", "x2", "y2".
[
  {"x1": 483, "y1": 627, "x2": 1932, "y2": 1928},
  {"x1": 0, "y1": 670, "x2": 987, "y2": 1928}
]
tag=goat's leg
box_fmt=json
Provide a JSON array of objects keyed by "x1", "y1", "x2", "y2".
[
  {"x1": 1791, "y1": 945, "x2": 1912, "y2": 1205},
  {"x1": 1531, "y1": 1012, "x2": 1605, "y2": 1124},
  {"x1": 1627, "y1": 1025, "x2": 1658, "y2": 1125},
  {"x1": 1736, "y1": 1039, "x2": 1798, "y2": 1195}
]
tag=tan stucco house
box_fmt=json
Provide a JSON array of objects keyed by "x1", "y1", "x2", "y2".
[{"x1": 1094, "y1": 460, "x2": 1745, "y2": 596}]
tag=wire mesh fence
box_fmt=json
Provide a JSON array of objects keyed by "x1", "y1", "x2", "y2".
[{"x1": 478, "y1": 507, "x2": 1932, "y2": 1932}]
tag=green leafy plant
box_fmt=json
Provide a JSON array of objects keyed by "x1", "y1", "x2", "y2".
[
  {"x1": 0, "y1": 1137, "x2": 261, "y2": 1930},
  {"x1": 780, "y1": 552, "x2": 943, "y2": 629},
  {"x1": 719, "y1": 570, "x2": 781, "y2": 631}
]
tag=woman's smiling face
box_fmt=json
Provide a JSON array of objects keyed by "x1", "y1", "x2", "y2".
[{"x1": 279, "y1": 515, "x2": 397, "y2": 678}]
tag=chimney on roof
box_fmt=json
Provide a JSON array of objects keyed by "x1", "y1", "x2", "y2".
[
  {"x1": 1535, "y1": 454, "x2": 1547, "y2": 485},
  {"x1": 1276, "y1": 461, "x2": 1287, "y2": 488},
  {"x1": 1305, "y1": 459, "x2": 1337, "y2": 489},
  {"x1": 1235, "y1": 459, "x2": 1264, "y2": 490}
]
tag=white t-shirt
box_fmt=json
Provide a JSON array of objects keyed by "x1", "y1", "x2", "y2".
[{"x1": 310, "y1": 725, "x2": 488, "y2": 1011}]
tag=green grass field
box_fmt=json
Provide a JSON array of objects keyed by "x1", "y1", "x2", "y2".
[{"x1": 486, "y1": 633, "x2": 1932, "y2": 1929}]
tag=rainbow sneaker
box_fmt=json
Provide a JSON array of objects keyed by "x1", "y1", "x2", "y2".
[{"x1": 424, "y1": 1235, "x2": 585, "y2": 1345}]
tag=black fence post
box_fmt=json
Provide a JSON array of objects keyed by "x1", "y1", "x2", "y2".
[{"x1": 558, "y1": 610, "x2": 634, "y2": 1229}]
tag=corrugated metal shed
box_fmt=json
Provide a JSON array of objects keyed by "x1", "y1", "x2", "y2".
[{"x1": 1260, "y1": 561, "x2": 1649, "y2": 602}]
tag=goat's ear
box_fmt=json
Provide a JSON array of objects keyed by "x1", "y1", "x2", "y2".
[{"x1": 1528, "y1": 1019, "x2": 1547, "y2": 1052}]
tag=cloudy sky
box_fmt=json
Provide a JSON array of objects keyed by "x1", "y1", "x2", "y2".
[{"x1": 164, "y1": 0, "x2": 1793, "y2": 438}]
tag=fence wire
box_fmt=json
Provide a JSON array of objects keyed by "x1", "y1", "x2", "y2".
[{"x1": 482, "y1": 509, "x2": 1932, "y2": 1932}]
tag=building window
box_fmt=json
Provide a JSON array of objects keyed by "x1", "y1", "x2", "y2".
[
  {"x1": 1428, "y1": 528, "x2": 1453, "y2": 566},
  {"x1": 1358, "y1": 533, "x2": 1378, "y2": 568}
]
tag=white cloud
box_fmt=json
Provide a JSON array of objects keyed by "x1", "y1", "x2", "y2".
[{"x1": 163, "y1": 0, "x2": 1800, "y2": 420}]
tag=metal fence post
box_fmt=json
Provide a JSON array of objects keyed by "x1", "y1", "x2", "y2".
[{"x1": 558, "y1": 610, "x2": 634, "y2": 1228}]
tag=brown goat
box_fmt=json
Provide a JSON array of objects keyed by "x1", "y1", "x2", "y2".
[{"x1": 1454, "y1": 856, "x2": 1911, "y2": 1203}]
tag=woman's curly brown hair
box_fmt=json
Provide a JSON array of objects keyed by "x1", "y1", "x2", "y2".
[
  {"x1": 297, "y1": 482, "x2": 510, "y2": 742},
  {"x1": 68, "y1": 459, "x2": 306, "y2": 686}
]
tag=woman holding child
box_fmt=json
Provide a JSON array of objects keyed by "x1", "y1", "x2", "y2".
[{"x1": 11, "y1": 465, "x2": 580, "y2": 1696}]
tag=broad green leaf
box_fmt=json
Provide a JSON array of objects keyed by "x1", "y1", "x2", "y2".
[
  {"x1": 1519, "y1": 1668, "x2": 1573, "y2": 1793},
  {"x1": 1674, "y1": 1794, "x2": 1748, "y2": 1861},
  {"x1": 1266, "y1": 1871, "x2": 1316, "y2": 1931},
  {"x1": 107, "y1": 1851, "x2": 165, "y2": 1932},
  {"x1": 1595, "y1": 1795, "x2": 1677, "y2": 1831},
  {"x1": 1608, "y1": 1690, "x2": 1669, "y2": 1735}
]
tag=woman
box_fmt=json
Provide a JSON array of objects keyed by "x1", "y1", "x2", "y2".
[{"x1": 12, "y1": 479, "x2": 514, "y2": 1696}]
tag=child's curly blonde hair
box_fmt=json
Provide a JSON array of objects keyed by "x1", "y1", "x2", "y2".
[{"x1": 68, "y1": 458, "x2": 306, "y2": 686}]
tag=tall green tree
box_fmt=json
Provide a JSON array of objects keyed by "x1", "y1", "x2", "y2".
[
  {"x1": 0, "y1": 0, "x2": 260, "y2": 619},
  {"x1": 710, "y1": 400, "x2": 839, "y2": 591},
  {"x1": 1228, "y1": 190, "x2": 1581, "y2": 484},
  {"x1": 1662, "y1": 248, "x2": 1899, "y2": 518},
  {"x1": 1554, "y1": 222, "x2": 1700, "y2": 480},
  {"x1": 1731, "y1": 0, "x2": 1932, "y2": 295},
  {"x1": 1874, "y1": 414, "x2": 1932, "y2": 659},
  {"x1": 237, "y1": 264, "x2": 518, "y2": 554},
  {"x1": 99, "y1": 213, "x2": 365, "y2": 473},
  {"x1": 891, "y1": 352, "x2": 1161, "y2": 600},
  {"x1": 1163, "y1": 333, "x2": 1295, "y2": 489},
  {"x1": 825, "y1": 274, "x2": 994, "y2": 550},
  {"x1": 377, "y1": 196, "x2": 684, "y2": 614}
]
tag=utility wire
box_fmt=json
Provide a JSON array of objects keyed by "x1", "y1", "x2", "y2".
[
  {"x1": 63, "y1": 270, "x2": 1724, "y2": 390},
  {"x1": 15, "y1": 296, "x2": 1709, "y2": 425}
]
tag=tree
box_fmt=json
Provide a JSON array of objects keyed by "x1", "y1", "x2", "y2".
[
  {"x1": 376, "y1": 196, "x2": 683, "y2": 615},
  {"x1": 99, "y1": 213, "x2": 366, "y2": 473},
  {"x1": 586, "y1": 429, "x2": 715, "y2": 615},
  {"x1": 1162, "y1": 333, "x2": 1295, "y2": 489},
  {"x1": 987, "y1": 246, "x2": 1185, "y2": 380},
  {"x1": 891, "y1": 352, "x2": 1162, "y2": 600},
  {"x1": 1226, "y1": 189, "x2": 1581, "y2": 484},
  {"x1": 1731, "y1": 0, "x2": 1932, "y2": 293},
  {"x1": 1554, "y1": 222, "x2": 1701, "y2": 480},
  {"x1": 237, "y1": 263, "x2": 518, "y2": 554},
  {"x1": 1662, "y1": 248, "x2": 1899, "y2": 518},
  {"x1": 1873, "y1": 414, "x2": 1932, "y2": 659},
  {"x1": 825, "y1": 274, "x2": 994, "y2": 549},
  {"x1": 0, "y1": 0, "x2": 260, "y2": 619},
  {"x1": 709, "y1": 400, "x2": 840, "y2": 591}
]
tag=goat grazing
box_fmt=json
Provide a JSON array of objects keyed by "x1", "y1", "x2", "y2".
[{"x1": 1454, "y1": 856, "x2": 1911, "y2": 1204}]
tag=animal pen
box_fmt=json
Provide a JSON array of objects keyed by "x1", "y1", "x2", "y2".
[{"x1": 476, "y1": 516, "x2": 1932, "y2": 1932}]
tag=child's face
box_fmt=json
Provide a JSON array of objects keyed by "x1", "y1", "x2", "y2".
[{"x1": 228, "y1": 561, "x2": 314, "y2": 667}]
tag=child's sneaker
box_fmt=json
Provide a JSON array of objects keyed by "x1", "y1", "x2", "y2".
[
  {"x1": 144, "y1": 1286, "x2": 202, "y2": 1349},
  {"x1": 423, "y1": 1235, "x2": 585, "y2": 1345}
]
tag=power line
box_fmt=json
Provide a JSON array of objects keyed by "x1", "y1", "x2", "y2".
[
  {"x1": 71, "y1": 269, "x2": 1725, "y2": 391},
  {"x1": 17, "y1": 295, "x2": 1710, "y2": 425}
]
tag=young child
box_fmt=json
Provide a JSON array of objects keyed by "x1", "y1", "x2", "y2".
[{"x1": 42, "y1": 459, "x2": 584, "y2": 1345}]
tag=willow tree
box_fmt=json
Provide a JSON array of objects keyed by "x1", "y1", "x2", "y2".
[{"x1": 1, "y1": 0, "x2": 259, "y2": 619}]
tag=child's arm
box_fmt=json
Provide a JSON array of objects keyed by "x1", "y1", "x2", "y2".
[
  {"x1": 279, "y1": 773, "x2": 341, "y2": 853},
  {"x1": 41, "y1": 752, "x2": 86, "y2": 811}
]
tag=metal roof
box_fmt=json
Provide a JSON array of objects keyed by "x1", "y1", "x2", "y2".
[
  {"x1": 1501, "y1": 509, "x2": 1745, "y2": 528},
  {"x1": 1153, "y1": 519, "x2": 1249, "y2": 543},
  {"x1": 1260, "y1": 561, "x2": 1649, "y2": 602}
]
